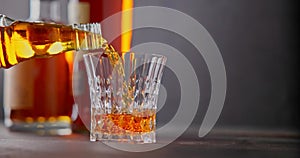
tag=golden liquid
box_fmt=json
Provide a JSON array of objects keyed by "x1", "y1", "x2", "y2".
[
  {"x1": 0, "y1": 21, "x2": 104, "y2": 68},
  {"x1": 93, "y1": 110, "x2": 156, "y2": 133},
  {"x1": 101, "y1": 44, "x2": 135, "y2": 109}
]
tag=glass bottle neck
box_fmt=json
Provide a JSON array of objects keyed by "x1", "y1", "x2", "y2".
[{"x1": 28, "y1": 0, "x2": 67, "y2": 23}]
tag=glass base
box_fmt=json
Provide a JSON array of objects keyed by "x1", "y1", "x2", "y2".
[
  {"x1": 5, "y1": 120, "x2": 72, "y2": 135},
  {"x1": 90, "y1": 131, "x2": 156, "y2": 144}
]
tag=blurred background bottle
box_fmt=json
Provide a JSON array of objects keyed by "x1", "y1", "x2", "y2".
[
  {"x1": 74, "y1": 0, "x2": 133, "y2": 52},
  {"x1": 67, "y1": 0, "x2": 133, "y2": 133},
  {"x1": 3, "y1": 0, "x2": 73, "y2": 135}
]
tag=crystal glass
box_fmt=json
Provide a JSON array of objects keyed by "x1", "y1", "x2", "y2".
[{"x1": 83, "y1": 50, "x2": 167, "y2": 143}]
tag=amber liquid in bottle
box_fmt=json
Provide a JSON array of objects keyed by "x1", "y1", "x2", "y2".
[
  {"x1": 1, "y1": 20, "x2": 104, "y2": 134},
  {"x1": 0, "y1": 21, "x2": 103, "y2": 68}
]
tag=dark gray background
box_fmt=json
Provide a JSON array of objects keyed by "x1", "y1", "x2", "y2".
[{"x1": 0, "y1": 0, "x2": 299, "y2": 133}]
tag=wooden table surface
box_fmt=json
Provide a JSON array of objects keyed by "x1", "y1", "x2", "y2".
[{"x1": 0, "y1": 124, "x2": 299, "y2": 158}]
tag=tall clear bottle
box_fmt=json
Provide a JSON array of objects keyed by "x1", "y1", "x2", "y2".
[{"x1": 4, "y1": 0, "x2": 74, "y2": 135}]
